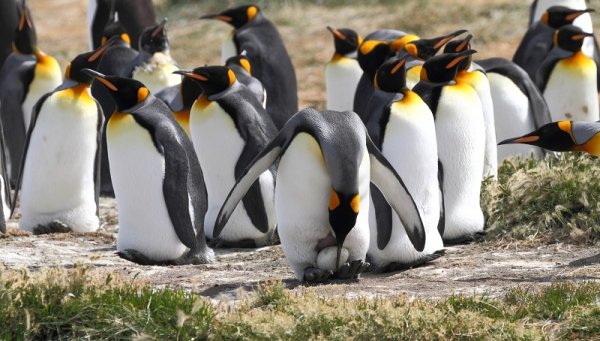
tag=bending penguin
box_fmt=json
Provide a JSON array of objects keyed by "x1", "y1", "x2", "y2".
[
  {"x1": 0, "y1": 0, "x2": 62, "y2": 185},
  {"x1": 201, "y1": 4, "x2": 298, "y2": 129},
  {"x1": 175, "y1": 66, "x2": 278, "y2": 247},
  {"x1": 225, "y1": 52, "x2": 266, "y2": 107},
  {"x1": 366, "y1": 56, "x2": 444, "y2": 272},
  {"x1": 325, "y1": 26, "x2": 363, "y2": 112},
  {"x1": 86, "y1": 69, "x2": 213, "y2": 265},
  {"x1": 213, "y1": 108, "x2": 425, "y2": 283},
  {"x1": 413, "y1": 50, "x2": 486, "y2": 244},
  {"x1": 536, "y1": 25, "x2": 598, "y2": 122},
  {"x1": 11, "y1": 44, "x2": 110, "y2": 234}
]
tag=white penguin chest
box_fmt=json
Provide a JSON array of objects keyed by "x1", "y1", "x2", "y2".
[
  {"x1": 325, "y1": 57, "x2": 363, "y2": 112},
  {"x1": 220, "y1": 32, "x2": 238, "y2": 64},
  {"x1": 22, "y1": 63, "x2": 62, "y2": 130}
]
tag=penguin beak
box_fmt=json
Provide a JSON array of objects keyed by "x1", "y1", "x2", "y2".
[
  {"x1": 83, "y1": 69, "x2": 118, "y2": 91},
  {"x1": 498, "y1": 134, "x2": 541, "y2": 146},
  {"x1": 328, "y1": 191, "x2": 360, "y2": 271},
  {"x1": 151, "y1": 18, "x2": 168, "y2": 38},
  {"x1": 566, "y1": 8, "x2": 595, "y2": 21},
  {"x1": 445, "y1": 49, "x2": 477, "y2": 69},
  {"x1": 572, "y1": 32, "x2": 596, "y2": 40},
  {"x1": 390, "y1": 56, "x2": 408, "y2": 74},
  {"x1": 433, "y1": 29, "x2": 468, "y2": 49},
  {"x1": 455, "y1": 34, "x2": 473, "y2": 52},
  {"x1": 199, "y1": 13, "x2": 232, "y2": 22},
  {"x1": 173, "y1": 70, "x2": 209, "y2": 81},
  {"x1": 87, "y1": 39, "x2": 113, "y2": 62},
  {"x1": 327, "y1": 26, "x2": 347, "y2": 40}
]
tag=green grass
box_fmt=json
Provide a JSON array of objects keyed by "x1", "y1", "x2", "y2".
[
  {"x1": 2, "y1": 266, "x2": 600, "y2": 339},
  {"x1": 482, "y1": 153, "x2": 600, "y2": 244}
]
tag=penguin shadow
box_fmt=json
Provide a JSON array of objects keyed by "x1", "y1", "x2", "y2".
[
  {"x1": 567, "y1": 252, "x2": 600, "y2": 267},
  {"x1": 198, "y1": 278, "x2": 299, "y2": 298},
  {"x1": 364, "y1": 249, "x2": 447, "y2": 278}
]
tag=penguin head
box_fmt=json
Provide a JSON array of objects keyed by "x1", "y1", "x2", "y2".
[
  {"x1": 65, "y1": 42, "x2": 113, "y2": 84},
  {"x1": 101, "y1": 15, "x2": 131, "y2": 46},
  {"x1": 225, "y1": 52, "x2": 253, "y2": 75},
  {"x1": 374, "y1": 55, "x2": 409, "y2": 93},
  {"x1": 139, "y1": 18, "x2": 169, "y2": 54},
  {"x1": 399, "y1": 29, "x2": 468, "y2": 61},
  {"x1": 327, "y1": 26, "x2": 362, "y2": 57},
  {"x1": 554, "y1": 24, "x2": 594, "y2": 52},
  {"x1": 12, "y1": 0, "x2": 37, "y2": 55},
  {"x1": 328, "y1": 189, "x2": 360, "y2": 261},
  {"x1": 83, "y1": 69, "x2": 150, "y2": 112},
  {"x1": 357, "y1": 40, "x2": 393, "y2": 77},
  {"x1": 200, "y1": 5, "x2": 261, "y2": 29},
  {"x1": 443, "y1": 34, "x2": 473, "y2": 71},
  {"x1": 174, "y1": 66, "x2": 236, "y2": 97},
  {"x1": 179, "y1": 76, "x2": 204, "y2": 109},
  {"x1": 498, "y1": 121, "x2": 576, "y2": 152},
  {"x1": 542, "y1": 6, "x2": 594, "y2": 29},
  {"x1": 420, "y1": 49, "x2": 477, "y2": 83}
]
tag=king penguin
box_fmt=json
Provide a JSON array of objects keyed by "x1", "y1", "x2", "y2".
[
  {"x1": 413, "y1": 50, "x2": 486, "y2": 244},
  {"x1": 155, "y1": 75, "x2": 203, "y2": 138},
  {"x1": 0, "y1": 0, "x2": 62, "y2": 185},
  {"x1": 514, "y1": 6, "x2": 594, "y2": 83},
  {"x1": 499, "y1": 119, "x2": 600, "y2": 156},
  {"x1": 365, "y1": 56, "x2": 444, "y2": 272},
  {"x1": 444, "y1": 34, "x2": 498, "y2": 178},
  {"x1": 0, "y1": 0, "x2": 18, "y2": 69},
  {"x1": 128, "y1": 19, "x2": 180, "y2": 94},
  {"x1": 174, "y1": 65, "x2": 278, "y2": 247},
  {"x1": 536, "y1": 25, "x2": 598, "y2": 122},
  {"x1": 477, "y1": 58, "x2": 552, "y2": 161},
  {"x1": 86, "y1": 69, "x2": 213, "y2": 265},
  {"x1": 212, "y1": 108, "x2": 425, "y2": 282},
  {"x1": 11, "y1": 44, "x2": 110, "y2": 234},
  {"x1": 224, "y1": 52, "x2": 266, "y2": 108},
  {"x1": 201, "y1": 5, "x2": 298, "y2": 129},
  {"x1": 325, "y1": 26, "x2": 363, "y2": 112}
]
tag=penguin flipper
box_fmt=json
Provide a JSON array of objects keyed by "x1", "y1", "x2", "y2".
[
  {"x1": 93, "y1": 100, "x2": 104, "y2": 216},
  {"x1": 593, "y1": 37, "x2": 600, "y2": 91},
  {"x1": 10, "y1": 91, "x2": 52, "y2": 218},
  {"x1": 0, "y1": 102, "x2": 8, "y2": 233},
  {"x1": 370, "y1": 184, "x2": 393, "y2": 250},
  {"x1": 235, "y1": 141, "x2": 270, "y2": 234},
  {"x1": 365, "y1": 134, "x2": 425, "y2": 252},
  {"x1": 437, "y1": 159, "x2": 445, "y2": 235}
]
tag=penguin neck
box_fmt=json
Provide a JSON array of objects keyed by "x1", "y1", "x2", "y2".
[
  {"x1": 121, "y1": 95, "x2": 154, "y2": 113},
  {"x1": 206, "y1": 80, "x2": 242, "y2": 101},
  {"x1": 332, "y1": 50, "x2": 358, "y2": 62}
]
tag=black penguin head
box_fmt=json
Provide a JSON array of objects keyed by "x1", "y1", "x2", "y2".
[
  {"x1": 13, "y1": 0, "x2": 37, "y2": 55},
  {"x1": 542, "y1": 6, "x2": 594, "y2": 29},
  {"x1": 139, "y1": 18, "x2": 169, "y2": 54},
  {"x1": 553, "y1": 24, "x2": 593, "y2": 52},
  {"x1": 225, "y1": 52, "x2": 253, "y2": 75},
  {"x1": 84, "y1": 69, "x2": 150, "y2": 112},
  {"x1": 65, "y1": 42, "x2": 113, "y2": 84},
  {"x1": 357, "y1": 39, "x2": 393, "y2": 78},
  {"x1": 420, "y1": 49, "x2": 477, "y2": 83},
  {"x1": 443, "y1": 34, "x2": 473, "y2": 71},
  {"x1": 327, "y1": 26, "x2": 362, "y2": 57},
  {"x1": 398, "y1": 29, "x2": 468, "y2": 61},
  {"x1": 174, "y1": 66, "x2": 236, "y2": 97},
  {"x1": 179, "y1": 76, "x2": 204, "y2": 109},
  {"x1": 101, "y1": 13, "x2": 131, "y2": 46},
  {"x1": 200, "y1": 5, "x2": 260, "y2": 29},
  {"x1": 328, "y1": 189, "x2": 360, "y2": 269},
  {"x1": 374, "y1": 55, "x2": 409, "y2": 93},
  {"x1": 498, "y1": 121, "x2": 575, "y2": 152}
]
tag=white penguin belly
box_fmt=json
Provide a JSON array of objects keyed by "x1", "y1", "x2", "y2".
[
  {"x1": 276, "y1": 133, "x2": 370, "y2": 280},
  {"x1": 488, "y1": 73, "x2": 543, "y2": 161},
  {"x1": 19, "y1": 88, "x2": 99, "y2": 232},
  {"x1": 368, "y1": 95, "x2": 443, "y2": 267},
  {"x1": 220, "y1": 32, "x2": 238, "y2": 64},
  {"x1": 108, "y1": 114, "x2": 188, "y2": 261},
  {"x1": 22, "y1": 65, "x2": 62, "y2": 130},
  {"x1": 190, "y1": 102, "x2": 274, "y2": 242},
  {"x1": 435, "y1": 84, "x2": 485, "y2": 240},
  {"x1": 325, "y1": 57, "x2": 363, "y2": 112},
  {"x1": 544, "y1": 56, "x2": 598, "y2": 122},
  {"x1": 132, "y1": 53, "x2": 181, "y2": 94}
]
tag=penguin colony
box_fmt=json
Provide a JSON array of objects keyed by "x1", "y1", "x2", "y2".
[{"x1": 0, "y1": 0, "x2": 599, "y2": 283}]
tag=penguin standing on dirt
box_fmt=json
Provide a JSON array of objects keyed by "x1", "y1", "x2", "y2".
[
  {"x1": 225, "y1": 53, "x2": 266, "y2": 107},
  {"x1": 0, "y1": 0, "x2": 18, "y2": 69},
  {"x1": 325, "y1": 26, "x2": 363, "y2": 112},
  {"x1": 175, "y1": 66, "x2": 278, "y2": 247},
  {"x1": 366, "y1": 56, "x2": 444, "y2": 272},
  {"x1": 129, "y1": 19, "x2": 180, "y2": 94},
  {"x1": 213, "y1": 108, "x2": 425, "y2": 283},
  {"x1": 11, "y1": 45, "x2": 110, "y2": 234},
  {"x1": 155, "y1": 76, "x2": 202, "y2": 138},
  {"x1": 87, "y1": 69, "x2": 213, "y2": 265},
  {"x1": 536, "y1": 25, "x2": 598, "y2": 122},
  {"x1": 477, "y1": 58, "x2": 552, "y2": 161},
  {"x1": 201, "y1": 5, "x2": 298, "y2": 129},
  {"x1": 444, "y1": 35, "x2": 497, "y2": 178},
  {"x1": 89, "y1": 0, "x2": 156, "y2": 51},
  {"x1": 413, "y1": 50, "x2": 486, "y2": 244},
  {"x1": 499, "y1": 120, "x2": 600, "y2": 156},
  {"x1": 0, "y1": 0, "x2": 62, "y2": 185},
  {"x1": 514, "y1": 6, "x2": 594, "y2": 82}
]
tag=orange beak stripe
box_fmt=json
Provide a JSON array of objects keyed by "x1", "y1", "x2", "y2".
[
  {"x1": 513, "y1": 136, "x2": 540, "y2": 143},
  {"x1": 96, "y1": 77, "x2": 118, "y2": 91},
  {"x1": 88, "y1": 44, "x2": 110, "y2": 62},
  {"x1": 185, "y1": 73, "x2": 208, "y2": 81},
  {"x1": 446, "y1": 55, "x2": 468, "y2": 69},
  {"x1": 216, "y1": 15, "x2": 232, "y2": 22},
  {"x1": 572, "y1": 34, "x2": 588, "y2": 41},
  {"x1": 391, "y1": 59, "x2": 406, "y2": 74}
]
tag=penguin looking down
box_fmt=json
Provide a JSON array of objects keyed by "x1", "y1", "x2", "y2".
[
  {"x1": 175, "y1": 65, "x2": 278, "y2": 248},
  {"x1": 11, "y1": 44, "x2": 110, "y2": 234},
  {"x1": 325, "y1": 26, "x2": 363, "y2": 112},
  {"x1": 201, "y1": 4, "x2": 298, "y2": 129},
  {"x1": 224, "y1": 52, "x2": 266, "y2": 108},
  {"x1": 87, "y1": 69, "x2": 213, "y2": 265}
]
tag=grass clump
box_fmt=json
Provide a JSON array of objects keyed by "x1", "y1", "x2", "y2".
[{"x1": 482, "y1": 153, "x2": 600, "y2": 243}]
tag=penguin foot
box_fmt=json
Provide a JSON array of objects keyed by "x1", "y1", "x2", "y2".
[
  {"x1": 444, "y1": 231, "x2": 487, "y2": 245},
  {"x1": 32, "y1": 221, "x2": 72, "y2": 235},
  {"x1": 377, "y1": 250, "x2": 446, "y2": 273},
  {"x1": 303, "y1": 267, "x2": 333, "y2": 283},
  {"x1": 117, "y1": 249, "x2": 160, "y2": 265},
  {"x1": 173, "y1": 249, "x2": 214, "y2": 265},
  {"x1": 334, "y1": 259, "x2": 370, "y2": 280}
]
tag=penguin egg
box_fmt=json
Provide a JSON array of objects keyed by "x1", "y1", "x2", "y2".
[{"x1": 316, "y1": 246, "x2": 349, "y2": 271}]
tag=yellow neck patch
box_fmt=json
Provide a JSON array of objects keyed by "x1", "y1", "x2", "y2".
[
  {"x1": 391, "y1": 34, "x2": 419, "y2": 52},
  {"x1": 194, "y1": 94, "x2": 212, "y2": 110},
  {"x1": 239, "y1": 58, "x2": 251, "y2": 74},
  {"x1": 558, "y1": 120, "x2": 576, "y2": 142},
  {"x1": 360, "y1": 40, "x2": 387, "y2": 56}
]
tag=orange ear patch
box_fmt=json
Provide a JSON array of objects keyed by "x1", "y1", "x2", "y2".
[
  {"x1": 137, "y1": 87, "x2": 149, "y2": 103},
  {"x1": 350, "y1": 195, "x2": 360, "y2": 214},
  {"x1": 329, "y1": 191, "x2": 340, "y2": 211}
]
